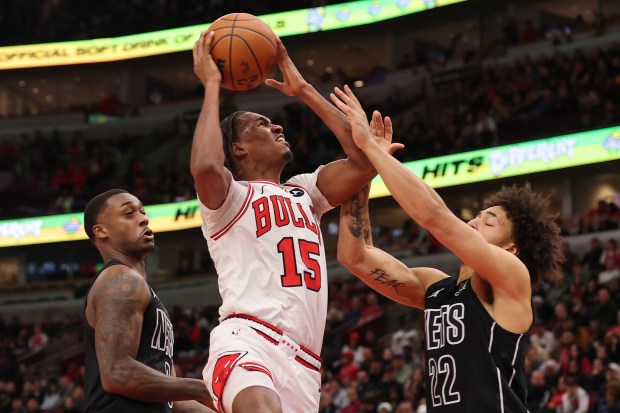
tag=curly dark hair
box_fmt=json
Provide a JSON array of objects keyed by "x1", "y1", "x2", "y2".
[
  {"x1": 483, "y1": 183, "x2": 564, "y2": 287},
  {"x1": 220, "y1": 111, "x2": 248, "y2": 180}
]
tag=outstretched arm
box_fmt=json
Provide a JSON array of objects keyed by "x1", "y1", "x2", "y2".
[
  {"x1": 338, "y1": 185, "x2": 448, "y2": 309},
  {"x1": 330, "y1": 86, "x2": 531, "y2": 302},
  {"x1": 172, "y1": 365, "x2": 216, "y2": 412},
  {"x1": 265, "y1": 37, "x2": 362, "y2": 165},
  {"x1": 190, "y1": 31, "x2": 233, "y2": 209},
  {"x1": 266, "y1": 38, "x2": 391, "y2": 205},
  {"x1": 91, "y1": 267, "x2": 211, "y2": 404}
]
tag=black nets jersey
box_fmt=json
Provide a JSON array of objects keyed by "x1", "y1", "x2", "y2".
[
  {"x1": 83, "y1": 260, "x2": 174, "y2": 413},
  {"x1": 424, "y1": 277, "x2": 529, "y2": 413}
]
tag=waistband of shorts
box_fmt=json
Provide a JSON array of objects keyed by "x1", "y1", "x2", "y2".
[{"x1": 223, "y1": 313, "x2": 321, "y2": 371}]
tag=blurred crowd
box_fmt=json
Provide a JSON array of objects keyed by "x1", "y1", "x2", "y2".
[
  {"x1": 2, "y1": 236, "x2": 620, "y2": 412},
  {"x1": 2, "y1": 43, "x2": 620, "y2": 230}
]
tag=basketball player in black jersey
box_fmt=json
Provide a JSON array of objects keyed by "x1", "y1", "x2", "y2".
[
  {"x1": 82, "y1": 189, "x2": 215, "y2": 413},
  {"x1": 331, "y1": 87, "x2": 564, "y2": 412}
]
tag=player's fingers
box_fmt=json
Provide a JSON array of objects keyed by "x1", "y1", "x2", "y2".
[
  {"x1": 264, "y1": 79, "x2": 283, "y2": 91},
  {"x1": 330, "y1": 93, "x2": 351, "y2": 114},
  {"x1": 193, "y1": 32, "x2": 205, "y2": 60},
  {"x1": 389, "y1": 143, "x2": 405, "y2": 154},
  {"x1": 333, "y1": 87, "x2": 354, "y2": 106},
  {"x1": 275, "y1": 36, "x2": 288, "y2": 59},
  {"x1": 205, "y1": 31, "x2": 215, "y2": 57},
  {"x1": 372, "y1": 111, "x2": 383, "y2": 138},
  {"x1": 343, "y1": 84, "x2": 362, "y2": 107},
  {"x1": 384, "y1": 116, "x2": 393, "y2": 140}
]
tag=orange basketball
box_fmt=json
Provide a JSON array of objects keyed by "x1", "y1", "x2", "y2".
[{"x1": 208, "y1": 13, "x2": 277, "y2": 91}]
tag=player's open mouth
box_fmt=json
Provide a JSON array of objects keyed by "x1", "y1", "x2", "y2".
[{"x1": 142, "y1": 229, "x2": 154, "y2": 240}]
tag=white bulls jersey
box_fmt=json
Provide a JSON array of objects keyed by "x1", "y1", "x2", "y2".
[{"x1": 199, "y1": 169, "x2": 333, "y2": 354}]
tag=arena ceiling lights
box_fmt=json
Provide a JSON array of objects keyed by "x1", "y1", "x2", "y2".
[
  {"x1": 1, "y1": 126, "x2": 619, "y2": 248},
  {"x1": 0, "y1": 0, "x2": 466, "y2": 70}
]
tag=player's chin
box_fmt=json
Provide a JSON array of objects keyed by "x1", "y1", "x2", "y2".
[
  {"x1": 144, "y1": 242, "x2": 158, "y2": 254},
  {"x1": 284, "y1": 149, "x2": 294, "y2": 162}
]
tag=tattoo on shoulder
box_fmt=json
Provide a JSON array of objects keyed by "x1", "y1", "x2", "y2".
[
  {"x1": 369, "y1": 268, "x2": 406, "y2": 296},
  {"x1": 102, "y1": 270, "x2": 143, "y2": 299}
]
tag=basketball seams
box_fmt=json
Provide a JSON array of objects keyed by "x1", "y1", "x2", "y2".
[
  {"x1": 208, "y1": 27, "x2": 276, "y2": 51},
  {"x1": 228, "y1": 13, "x2": 238, "y2": 91},
  {"x1": 209, "y1": 13, "x2": 276, "y2": 90},
  {"x1": 231, "y1": 34, "x2": 264, "y2": 83}
]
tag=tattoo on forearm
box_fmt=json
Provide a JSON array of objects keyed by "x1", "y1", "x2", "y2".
[
  {"x1": 346, "y1": 190, "x2": 370, "y2": 241},
  {"x1": 369, "y1": 268, "x2": 406, "y2": 296}
]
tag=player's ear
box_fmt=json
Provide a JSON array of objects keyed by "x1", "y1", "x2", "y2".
[
  {"x1": 93, "y1": 224, "x2": 109, "y2": 241},
  {"x1": 506, "y1": 243, "x2": 519, "y2": 256},
  {"x1": 231, "y1": 142, "x2": 247, "y2": 157}
]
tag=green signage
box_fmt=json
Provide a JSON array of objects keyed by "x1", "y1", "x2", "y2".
[
  {"x1": 369, "y1": 127, "x2": 620, "y2": 197},
  {"x1": 0, "y1": 0, "x2": 466, "y2": 70},
  {"x1": 2, "y1": 126, "x2": 618, "y2": 247}
]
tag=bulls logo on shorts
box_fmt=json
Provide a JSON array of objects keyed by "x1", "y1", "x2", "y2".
[{"x1": 288, "y1": 188, "x2": 305, "y2": 197}]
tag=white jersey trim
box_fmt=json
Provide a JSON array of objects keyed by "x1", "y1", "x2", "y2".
[{"x1": 211, "y1": 185, "x2": 255, "y2": 241}]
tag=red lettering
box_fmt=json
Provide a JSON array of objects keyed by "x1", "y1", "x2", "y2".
[
  {"x1": 270, "y1": 195, "x2": 290, "y2": 227},
  {"x1": 285, "y1": 198, "x2": 305, "y2": 228},
  {"x1": 252, "y1": 197, "x2": 271, "y2": 238},
  {"x1": 296, "y1": 204, "x2": 318, "y2": 235}
]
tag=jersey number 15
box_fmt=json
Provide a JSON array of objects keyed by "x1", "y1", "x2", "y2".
[{"x1": 277, "y1": 237, "x2": 321, "y2": 291}]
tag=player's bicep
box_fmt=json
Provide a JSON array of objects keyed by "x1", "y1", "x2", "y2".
[
  {"x1": 194, "y1": 167, "x2": 233, "y2": 210},
  {"x1": 316, "y1": 159, "x2": 370, "y2": 206},
  {"x1": 93, "y1": 270, "x2": 151, "y2": 368}
]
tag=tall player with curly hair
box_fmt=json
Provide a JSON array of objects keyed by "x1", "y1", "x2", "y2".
[{"x1": 331, "y1": 86, "x2": 564, "y2": 412}]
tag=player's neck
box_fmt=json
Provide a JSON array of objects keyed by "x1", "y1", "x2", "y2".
[
  {"x1": 458, "y1": 265, "x2": 474, "y2": 283},
  {"x1": 240, "y1": 165, "x2": 283, "y2": 184},
  {"x1": 102, "y1": 249, "x2": 148, "y2": 277}
]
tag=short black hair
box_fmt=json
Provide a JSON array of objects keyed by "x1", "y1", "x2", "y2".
[
  {"x1": 220, "y1": 111, "x2": 248, "y2": 180},
  {"x1": 83, "y1": 189, "x2": 128, "y2": 241},
  {"x1": 483, "y1": 183, "x2": 564, "y2": 287}
]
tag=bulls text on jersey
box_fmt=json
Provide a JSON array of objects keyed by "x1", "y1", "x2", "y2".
[{"x1": 252, "y1": 194, "x2": 319, "y2": 238}]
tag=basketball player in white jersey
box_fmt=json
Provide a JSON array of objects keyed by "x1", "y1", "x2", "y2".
[{"x1": 191, "y1": 32, "x2": 401, "y2": 413}]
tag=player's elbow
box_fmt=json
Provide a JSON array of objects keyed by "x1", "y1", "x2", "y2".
[
  {"x1": 100, "y1": 363, "x2": 131, "y2": 396},
  {"x1": 337, "y1": 245, "x2": 365, "y2": 274},
  {"x1": 190, "y1": 158, "x2": 220, "y2": 178}
]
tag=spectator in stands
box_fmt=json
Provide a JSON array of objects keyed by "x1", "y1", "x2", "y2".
[
  {"x1": 26, "y1": 324, "x2": 48, "y2": 352},
  {"x1": 591, "y1": 287, "x2": 619, "y2": 327},
  {"x1": 561, "y1": 375, "x2": 589, "y2": 413},
  {"x1": 338, "y1": 350, "x2": 360, "y2": 386},
  {"x1": 40, "y1": 381, "x2": 61, "y2": 410},
  {"x1": 521, "y1": 20, "x2": 541, "y2": 43},
  {"x1": 599, "y1": 254, "x2": 620, "y2": 285},
  {"x1": 527, "y1": 370, "x2": 550, "y2": 413},
  {"x1": 378, "y1": 401, "x2": 393, "y2": 413}
]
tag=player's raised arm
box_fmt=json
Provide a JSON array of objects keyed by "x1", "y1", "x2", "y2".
[
  {"x1": 190, "y1": 31, "x2": 233, "y2": 210},
  {"x1": 337, "y1": 184, "x2": 449, "y2": 309},
  {"x1": 90, "y1": 266, "x2": 211, "y2": 404},
  {"x1": 266, "y1": 38, "x2": 385, "y2": 205},
  {"x1": 330, "y1": 85, "x2": 531, "y2": 303}
]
